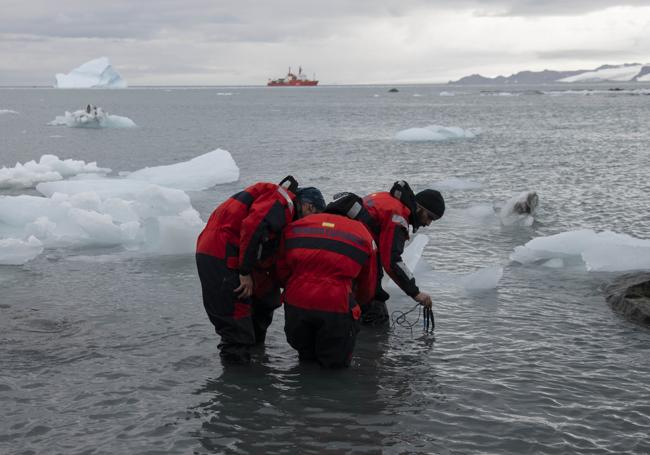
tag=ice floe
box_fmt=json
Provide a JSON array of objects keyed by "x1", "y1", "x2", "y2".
[
  {"x1": 55, "y1": 57, "x2": 127, "y2": 88},
  {"x1": 125, "y1": 149, "x2": 239, "y2": 191},
  {"x1": 49, "y1": 107, "x2": 136, "y2": 129},
  {"x1": 0, "y1": 236, "x2": 43, "y2": 265},
  {"x1": 0, "y1": 150, "x2": 240, "y2": 264},
  {"x1": 0, "y1": 155, "x2": 111, "y2": 190},
  {"x1": 510, "y1": 229, "x2": 650, "y2": 272},
  {"x1": 0, "y1": 109, "x2": 18, "y2": 115},
  {"x1": 395, "y1": 125, "x2": 479, "y2": 142}
]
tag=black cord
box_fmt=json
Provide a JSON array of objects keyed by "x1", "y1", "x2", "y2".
[{"x1": 390, "y1": 303, "x2": 435, "y2": 337}]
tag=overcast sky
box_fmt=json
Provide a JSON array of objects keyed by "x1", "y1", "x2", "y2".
[{"x1": 1, "y1": 0, "x2": 649, "y2": 85}]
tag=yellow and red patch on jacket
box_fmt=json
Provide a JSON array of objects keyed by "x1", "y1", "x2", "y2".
[{"x1": 321, "y1": 222, "x2": 335, "y2": 228}]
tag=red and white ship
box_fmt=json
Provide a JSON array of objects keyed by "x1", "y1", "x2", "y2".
[{"x1": 267, "y1": 66, "x2": 318, "y2": 86}]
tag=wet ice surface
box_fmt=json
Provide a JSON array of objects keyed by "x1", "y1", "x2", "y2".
[{"x1": 1, "y1": 85, "x2": 650, "y2": 454}]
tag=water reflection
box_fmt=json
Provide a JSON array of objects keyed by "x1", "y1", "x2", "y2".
[{"x1": 190, "y1": 325, "x2": 443, "y2": 453}]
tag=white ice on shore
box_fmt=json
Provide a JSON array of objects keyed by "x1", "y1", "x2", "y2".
[
  {"x1": 49, "y1": 108, "x2": 136, "y2": 129},
  {"x1": 126, "y1": 149, "x2": 239, "y2": 191},
  {"x1": 0, "y1": 155, "x2": 111, "y2": 189},
  {"x1": 510, "y1": 229, "x2": 650, "y2": 272},
  {"x1": 0, "y1": 236, "x2": 43, "y2": 265},
  {"x1": 55, "y1": 57, "x2": 127, "y2": 88},
  {"x1": 395, "y1": 125, "x2": 478, "y2": 141}
]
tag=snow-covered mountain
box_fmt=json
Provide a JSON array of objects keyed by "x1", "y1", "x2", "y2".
[{"x1": 450, "y1": 63, "x2": 650, "y2": 85}]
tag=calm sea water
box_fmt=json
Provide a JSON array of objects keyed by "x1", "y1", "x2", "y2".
[{"x1": 1, "y1": 84, "x2": 649, "y2": 454}]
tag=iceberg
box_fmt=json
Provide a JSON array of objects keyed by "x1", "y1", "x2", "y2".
[
  {"x1": 55, "y1": 57, "x2": 127, "y2": 88},
  {"x1": 0, "y1": 154, "x2": 111, "y2": 190},
  {"x1": 126, "y1": 149, "x2": 239, "y2": 191},
  {"x1": 395, "y1": 125, "x2": 478, "y2": 142},
  {"x1": 49, "y1": 107, "x2": 136, "y2": 129},
  {"x1": 510, "y1": 229, "x2": 650, "y2": 272}
]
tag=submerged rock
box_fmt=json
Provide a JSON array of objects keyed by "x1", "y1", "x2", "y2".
[{"x1": 605, "y1": 272, "x2": 650, "y2": 325}]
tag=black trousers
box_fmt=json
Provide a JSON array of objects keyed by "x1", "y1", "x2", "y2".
[
  {"x1": 284, "y1": 304, "x2": 360, "y2": 368},
  {"x1": 196, "y1": 254, "x2": 280, "y2": 360}
]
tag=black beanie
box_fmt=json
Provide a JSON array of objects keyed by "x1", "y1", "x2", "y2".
[{"x1": 415, "y1": 189, "x2": 445, "y2": 218}]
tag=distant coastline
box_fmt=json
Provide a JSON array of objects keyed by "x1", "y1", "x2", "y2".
[{"x1": 449, "y1": 63, "x2": 650, "y2": 85}]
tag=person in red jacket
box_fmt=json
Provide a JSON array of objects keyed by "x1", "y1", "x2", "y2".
[
  {"x1": 360, "y1": 181, "x2": 445, "y2": 325},
  {"x1": 276, "y1": 193, "x2": 377, "y2": 368},
  {"x1": 196, "y1": 176, "x2": 325, "y2": 363}
]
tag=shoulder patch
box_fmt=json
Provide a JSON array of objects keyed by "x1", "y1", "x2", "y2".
[
  {"x1": 322, "y1": 222, "x2": 335, "y2": 228},
  {"x1": 391, "y1": 214, "x2": 408, "y2": 230}
]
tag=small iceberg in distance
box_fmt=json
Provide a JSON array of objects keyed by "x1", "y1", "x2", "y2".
[
  {"x1": 49, "y1": 105, "x2": 136, "y2": 129},
  {"x1": 395, "y1": 125, "x2": 479, "y2": 142},
  {"x1": 55, "y1": 57, "x2": 127, "y2": 88}
]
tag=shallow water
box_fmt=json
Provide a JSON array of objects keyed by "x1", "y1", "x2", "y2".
[{"x1": 1, "y1": 84, "x2": 650, "y2": 454}]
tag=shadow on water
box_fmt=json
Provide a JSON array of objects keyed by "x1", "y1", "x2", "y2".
[{"x1": 187, "y1": 327, "x2": 445, "y2": 454}]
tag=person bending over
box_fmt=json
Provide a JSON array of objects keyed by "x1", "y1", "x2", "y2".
[
  {"x1": 360, "y1": 181, "x2": 445, "y2": 325},
  {"x1": 276, "y1": 193, "x2": 377, "y2": 368},
  {"x1": 196, "y1": 177, "x2": 325, "y2": 363}
]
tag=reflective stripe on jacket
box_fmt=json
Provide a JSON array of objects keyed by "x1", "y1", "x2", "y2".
[
  {"x1": 362, "y1": 192, "x2": 419, "y2": 297},
  {"x1": 276, "y1": 213, "x2": 377, "y2": 315}
]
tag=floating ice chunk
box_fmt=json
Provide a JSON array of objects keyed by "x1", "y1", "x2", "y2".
[
  {"x1": 432, "y1": 177, "x2": 482, "y2": 191},
  {"x1": 0, "y1": 109, "x2": 18, "y2": 115},
  {"x1": 55, "y1": 57, "x2": 127, "y2": 88},
  {"x1": 511, "y1": 229, "x2": 650, "y2": 272},
  {"x1": 460, "y1": 265, "x2": 503, "y2": 291},
  {"x1": 439, "y1": 91, "x2": 455, "y2": 96},
  {"x1": 126, "y1": 149, "x2": 239, "y2": 190},
  {"x1": 497, "y1": 191, "x2": 538, "y2": 226},
  {"x1": 0, "y1": 154, "x2": 110, "y2": 189},
  {"x1": 49, "y1": 108, "x2": 136, "y2": 129},
  {"x1": 395, "y1": 125, "x2": 478, "y2": 142},
  {"x1": 542, "y1": 258, "x2": 564, "y2": 268},
  {"x1": 0, "y1": 236, "x2": 43, "y2": 265},
  {"x1": 402, "y1": 234, "x2": 428, "y2": 273}
]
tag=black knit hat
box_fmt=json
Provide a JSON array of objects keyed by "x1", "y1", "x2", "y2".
[
  {"x1": 296, "y1": 187, "x2": 326, "y2": 212},
  {"x1": 415, "y1": 189, "x2": 445, "y2": 218}
]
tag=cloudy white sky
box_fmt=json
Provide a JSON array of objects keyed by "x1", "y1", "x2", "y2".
[{"x1": 1, "y1": 0, "x2": 649, "y2": 85}]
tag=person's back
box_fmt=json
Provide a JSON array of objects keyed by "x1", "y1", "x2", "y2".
[
  {"x1": 277, "y1": 208, "x2": 377, "y2": 368},
  {"x1": 279, "y1": 212, "x2": 376, "y2": 313}
]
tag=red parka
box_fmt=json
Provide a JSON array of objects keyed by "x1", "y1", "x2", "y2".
[
  {"x1": 362, "y1": 191, "x2": 419, "y2": 297},
  {"x1": 196, "y1": 182, "x2": 296, "y2": 275},
  {"x1": 276, "y1": 213, "x2": 377, "y2": 317}
]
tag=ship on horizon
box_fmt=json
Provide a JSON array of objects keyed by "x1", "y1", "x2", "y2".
[{"x1": 267, "y1": 66, "x2": 318, "y2": 86}]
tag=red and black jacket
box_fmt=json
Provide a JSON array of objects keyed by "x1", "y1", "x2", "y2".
[
  {"x1": 196, "y1": 182, "x2": 296, "y2": 275},
  {"x1": 362, "y1": 191, "x2": 419, "y2": 297},
  {"x1": 276, "y1": 213, "x2": 377, "y2": 317}
]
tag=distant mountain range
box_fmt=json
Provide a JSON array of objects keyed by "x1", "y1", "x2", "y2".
[{"x1": 449, "y1": 63, "x2": 650, "y2": 85}]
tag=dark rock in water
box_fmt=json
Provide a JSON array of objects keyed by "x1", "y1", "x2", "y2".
[
  {"x1": 605, "y1": 273, "x2": 650, "y2": 325},
  {"x1": 388, "y1": 88, "x2": 399, "y2": 93}
]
